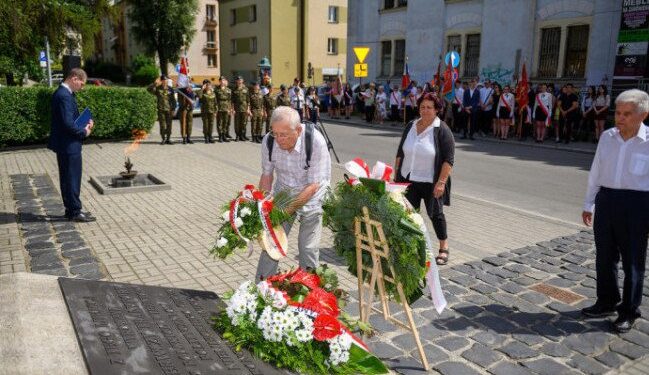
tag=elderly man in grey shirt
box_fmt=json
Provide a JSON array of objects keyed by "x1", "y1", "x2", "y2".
[{"x1": 256, "y1": 106, "x2": 331, "y2": 280}]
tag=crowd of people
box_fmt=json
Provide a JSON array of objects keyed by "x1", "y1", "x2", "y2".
[{"x1": 348, "y1": 78, "x2": 612, "y2": 144}]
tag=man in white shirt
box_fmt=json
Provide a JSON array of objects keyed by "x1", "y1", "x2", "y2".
[
  {"x1": 257, "y1": 107, "x2": 331, "y2": 280},
  {"x1": 389, "y1": 84, "x2": 402, "y2": 124},
  {"x1": 581, "y1": 89, "x2": 649, "y2": 333},
  {"x1": 290, "y1": 86, "x2": 306, "y2": 121},
  {"x1": 453, "y1": 80, "x2": 465, "y2": 132},
  {"x1": 479, "y1": 80, "x2": 494, "y2": 137}
]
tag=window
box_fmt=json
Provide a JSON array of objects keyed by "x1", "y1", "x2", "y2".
[
  {"x1": 538, "y1": 27, "x2": 561, "y2": 77},
  {"x1": 383, "y1": 0, "x2": 407, "y2": 9},
  {"x1": 231, "y1": 38, "x2": 256, "y2": 55},
  {"x1": 206, "y1": 4, "x2": 215, "y2": 21},
  {"x1": 464, "y1": 34, "x2": 480, "y2": 77},
  {"x1": 207, "y1": 54, "x2": 217, "y2": 67},
  {"x1": 564, "y1": 25, "x2": 589, "y2": 78},
  {"x1": 231, "y1": 39, "x2": 237, "y2": 54},
  {"x1": 229, "y1": 9, "x2": 236, "y2": 25},
  {"x1": 394, "y1": 39, "x2": 406, "y2": 76},
  {"x1": 381, "y1": 41, "x2": 392, "y2": 76},
  {"x1": 327, "y1": 38, "x2": 338, "y2": 55},
  {"x1": 250, "y1": 37, "x2": 257, "y2": 54},
  {"x1": 328, "y1": 6, "x2": 339, "y2": 23},
  {"x1": 446, "y1": 35, "x2": 461, "y2": 55},
  {"x1": 249, "y1": 5, "x2": 257, "y2": 22},
  {"x1": 206, "y1": 30, "x2": 216, "y2": 48}
]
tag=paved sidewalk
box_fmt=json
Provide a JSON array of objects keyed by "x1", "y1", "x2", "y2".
[{"x1": 1, "y1": 123, "x2": 647, "y2": 374}]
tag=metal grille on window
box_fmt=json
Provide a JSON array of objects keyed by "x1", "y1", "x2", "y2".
[
  {"x1": 464, "y1": 34, "x2": 480, "y2": 78},
  {"x1": 394, "y1": 39, "x2": 406, "y2": 77},
  {"x1": 381, "y1": 41, "x2": 392, "y2": 76},
  {"x1": 564, "y1": 25, "x2": 589, "y2": 78},
  {"x1": 538, "y1": 27, "x2": 561, "y2": 78},
  {"x1": 447, "y1": 35, "x2": 461, "y2": 55}
]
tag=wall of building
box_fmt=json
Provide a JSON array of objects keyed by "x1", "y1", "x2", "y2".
[
  {"x1": 219, "y1": 0, "x2": 270, "y2": 83},
  {"x1": 304, "y1": 0, "x2": 348, "y2": 85},
  {"x1": 269, "y1": 0, "x2": 302, "y2": 87},
  {"x1": 347, "y1": 0, "x2": 623, "y2": 88}
]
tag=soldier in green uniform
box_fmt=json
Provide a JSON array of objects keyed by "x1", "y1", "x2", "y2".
[
  {"x1": 215, "y1": 76, "x2": 232, "y2": 143},
  {"x1": 249, "y1": 82, "x2": 265, "y2": 143},
  {"x1": 199, "y1": 79, "x2": 217, "y2": 143},
  {"x1": 232, "y1": 76, "x2": 250, "y2": 142},
  {"x1": 178, "y1": 86, "x2": 195, "y2": 144},
  {"x1": 147, "y1": 75, "x2": 175, "y2": 145},
  {"x1": 276, "y1": 84, "x2": 291, "y2": 107},
  {"x1": 262, "y1": 86, "x2": 275, "y2": 134}
]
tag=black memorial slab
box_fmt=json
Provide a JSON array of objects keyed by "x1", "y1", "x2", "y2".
[{"x1": 58, "y1": 278, "x2": 286, "y2": 375}]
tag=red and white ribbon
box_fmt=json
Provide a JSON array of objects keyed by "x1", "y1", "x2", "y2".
[
  {"x1": 345, "y1": 158, "x2": 409, "y2": 192},
  {"x1": 229, "y1": 198, "x2": 250, "y2": 243},
  {"x1": 258, "y1": 196, "x2": 287, "y2": 258}
]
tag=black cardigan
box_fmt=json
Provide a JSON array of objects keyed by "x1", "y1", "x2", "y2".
[{"x1": 395, "y1": 119, "x2": 455, "y2": 206}]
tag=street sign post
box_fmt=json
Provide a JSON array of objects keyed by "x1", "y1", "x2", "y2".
[
  {"x1": 353, "y1": 47, "x2": 370, "y2": 64},
  {"x1": 353, "y1": 46, "x2": 371, "y2": 89}
]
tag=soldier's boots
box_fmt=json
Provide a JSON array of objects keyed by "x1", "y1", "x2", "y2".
[
  {"x1": 160, "y1": 138, "x2": 166, "y2": 145},
  {"x1": 209, "y1": 136, "x2": 215, "y2": 143},
  {"x1": 186, "y1": 137, "x2": 194, "y2": 144},
  {"x1": 204, "y1": 136, "x2": 209, "y2": 144}
]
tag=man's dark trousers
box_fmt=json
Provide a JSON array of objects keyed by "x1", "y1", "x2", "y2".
[
  {"x1": 559, "y1": 113, "x2": 577, "y2": 141},
  {"x1": 56, "y1": 153, "x2": 82, "y2": 217},
  {"x1": 594, "y1": 187, "x2": 649, "y2": 319}
]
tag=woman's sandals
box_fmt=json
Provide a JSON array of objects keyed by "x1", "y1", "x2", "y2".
[{"x1": 436, "y1": 248, "x2": 449, "y2": 265}]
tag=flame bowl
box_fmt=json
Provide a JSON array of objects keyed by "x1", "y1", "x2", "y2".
[{"x1": 119, "y1": 170, "x2": 138, "y2": 180}]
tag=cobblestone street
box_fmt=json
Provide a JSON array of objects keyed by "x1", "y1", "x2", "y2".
[{"x1": 1, "y1": 120, "x2": 648, "y2": 374}]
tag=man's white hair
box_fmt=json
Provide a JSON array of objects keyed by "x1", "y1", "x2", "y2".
[
  {"x1": 270, "y1": 106, "x2": 301, "y2": 130},
  {"x1": 615, "y1": 89, "x2": 649, "y2": 114}
]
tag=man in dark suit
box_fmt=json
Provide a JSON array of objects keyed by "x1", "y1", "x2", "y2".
[
  {"x1": 48, "y1": 68, "x2": 96, "y2": 222},
  {"x1": 462, "y1": 78, "x2": 480, "y2": 140}
]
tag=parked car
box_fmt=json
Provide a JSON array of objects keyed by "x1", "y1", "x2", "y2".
[
  {"x1": 173, "y1": 83, "x2": 201, "y2": 118},
  {"x1": 86, "y1": 78, "x2": 113, "y2": 86}
]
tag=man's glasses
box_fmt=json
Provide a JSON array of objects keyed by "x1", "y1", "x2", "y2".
[{"x1": 271, "y1": 131, "x2": 296, "y2": 139}]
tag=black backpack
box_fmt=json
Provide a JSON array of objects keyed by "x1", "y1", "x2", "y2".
[{"x1": 266, "y1": 121, "x2": 322, "y2": 170}]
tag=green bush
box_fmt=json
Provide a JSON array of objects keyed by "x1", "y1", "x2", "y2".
[
  {"x1": 133, "y1": 65, "x2": 159, "y2": 86},
  {"x1": 0, "y1": 86, "x2": 156, "y2": 147}
]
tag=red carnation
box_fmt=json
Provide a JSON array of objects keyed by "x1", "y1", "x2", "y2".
[
  {"x1": 244, "y1": 184, "x2": 255, "y2": 191},
  {"x1": 252, "y1": 191, "x2": 265, "y2": 200},
  {"x1": 302, "y1": 287, "x2": 339, "y2": 317},
  {"x1": 289, "y1": 268, "x2": 321, "y2": 290},
  {"x1": 262, "y1": 200, "x2": 273, "y2": 212},
  {"x1": 313, "y1": 314, "x2": 342, "y2": 341}
]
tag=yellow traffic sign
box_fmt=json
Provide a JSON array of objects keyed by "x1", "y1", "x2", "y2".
[
  {"x1": 354, "y1": 63, "x2": 368, "y2": 78},
  {"x1": 353, "y1": 47, "x2": 370, "y2": 63}
]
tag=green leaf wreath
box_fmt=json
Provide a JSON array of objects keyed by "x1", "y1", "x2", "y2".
[{"x1": 323, "y1": 182, "x2": 429, "y2": 303}]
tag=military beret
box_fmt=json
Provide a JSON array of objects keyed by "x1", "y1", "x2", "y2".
[
  {"x1": 235, "y1": 75, "x2": 243, "y2": 81},
  {"x1": 280, "y1": 84, "x2": 287, "y2": 90},
  {"x1": 202, "y1": 79, "x2": 210, "y2": 84},
  {"x1": 219, "y1": 75, "x2": 227, "y2": 80}
]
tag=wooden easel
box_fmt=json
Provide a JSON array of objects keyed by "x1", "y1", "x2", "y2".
[{"x1": 354, "y1": 207, "x2": 429, "y2": 370}]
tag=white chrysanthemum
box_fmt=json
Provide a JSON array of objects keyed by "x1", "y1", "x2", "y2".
[
  {"x1": 222, "y1": 211, "x2": 231, "y2": 221},
  {"x1": 216, "y1": 237, "x2": 228, "y2": 248},
  {"x1": 239, "y1": 207, "x2": 252, "y2": 217},
  {"x1": 234, "y1": 217, "x2": 244, "y2": 228},
  {"x1": 327, "y1": 334, "x2": 352, "y2": 366}
]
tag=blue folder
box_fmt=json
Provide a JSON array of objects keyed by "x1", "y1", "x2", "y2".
[{"x1": 74, "y1": 108, "x2": 92, "y2": 128}]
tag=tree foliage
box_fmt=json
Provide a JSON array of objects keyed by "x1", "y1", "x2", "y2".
[
  {"x1": 0, "y1": 0, "x2": 115, "y2": 85},
  {"x1": 126, "y1": 0, "x2": 199, "y2": 75}
]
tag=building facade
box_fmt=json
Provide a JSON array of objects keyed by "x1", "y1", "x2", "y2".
[
  {"x1": 219, "y1": 0, "x2": 348, "y2": 87},
  {"x1": 98, "y1": 0, "x2": 221, "y2": 84},
  {"x1": 347, "y1": 0, "x2": 624, "y2": 88}
]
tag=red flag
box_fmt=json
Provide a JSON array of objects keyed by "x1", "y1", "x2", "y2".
[
  {"x1": 441, "y1": 63, "x2": 453, "y2": 97},
  {"x1": 401, "y1": 62, "x2": 410, "y2": 90},
  {"x1": 515, "y1": 63, "x2": 529, "y2": 109},
  {"x1": 433, "y1": 61, "x2": 442, "y2": 88},
  {"x1": 178, "y1": 55, "x2": 190, "y2": 88}
]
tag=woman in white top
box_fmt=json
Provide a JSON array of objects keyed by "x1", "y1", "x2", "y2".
[
  {"x1": 581, "y1": 86, "x2": 596, "y2": 142},
  {"x1": 497, "y1": 85, "x2": 516, "y2": 140},
  {"x1": 594, "y1": 85, "x2": 611, "y2": 141},
  {"x1": 533, "y1": 83, "x2": 553, "y2": 143},
  {"x1": 375, "y1": 86, "x2": 388, "y2": 124},
  {"x1": 394, "y1": 93, "x2": 455, "y2": 265}
]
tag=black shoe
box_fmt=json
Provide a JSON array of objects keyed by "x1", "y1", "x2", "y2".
[
  {"x1": 612, "y1": 316, "x2": 636, "y2": 333},
  {"x1": 160, "y1": 139, "x2": 166, "y2": 145},
  {"x1": 582, "y1": 304, "x2": 617, "y2": 318},
  {"x1": 204, "y1": 136, "x2": 209, "y2": 144},
  {"x1": 182, "y1": 138, "x2": 186, "y2": 144},
  {"x1": 187, "y1": 137, "x2": 194, "y2": 144},
  {"x1": 223, "y1": 135, "x2": 230, "y2": 143},
  {"x1": 226, "y1": 134, "x2": 233, "y2": 139},
  {"x1": 209, "y1": 136, "x2": 215, "y2": 143},
  {"x1": 255, "y1": 136, "x2": 262, "y2": 143},
  {"x1": 69, "y1": 212, "x2": 96, "y2": 223},
  {"x1": 217, "y1": 135, "x2": 223, "y2": 143},
  {"x1": 234, "y1": 136, "x2": 240, "y2": 142},
  {"x1": 243, "y1": 135, "x2": 250, "y2": 141}
]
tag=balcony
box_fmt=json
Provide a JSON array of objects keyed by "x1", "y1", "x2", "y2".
[
  {"x1": 203, "y1": 42, "x2": 218, "y2": 52},
  {"x1": 204, "y1": 17, "x2": 217, "y2": 28}
]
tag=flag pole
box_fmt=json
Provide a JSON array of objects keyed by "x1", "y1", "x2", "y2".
[{"x1": 403, "y1": 56, "x2": 408, "y2": 127}]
